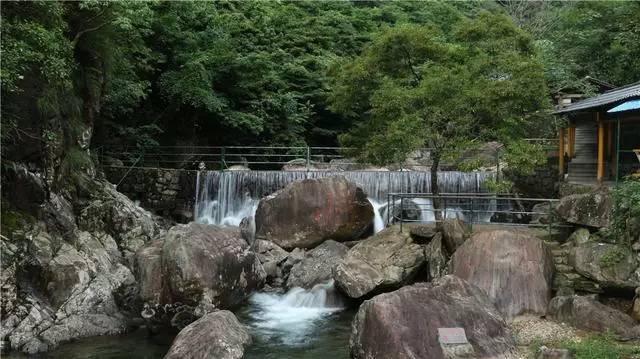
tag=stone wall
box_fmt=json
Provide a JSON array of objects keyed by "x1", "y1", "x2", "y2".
[{"x1": 104, "y1": 167, "x2": 197, "y2": 223}]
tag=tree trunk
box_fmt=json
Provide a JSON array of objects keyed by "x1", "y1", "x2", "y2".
[{"x1": 430, "y1": 151, "x2": 442, "y2": 221}]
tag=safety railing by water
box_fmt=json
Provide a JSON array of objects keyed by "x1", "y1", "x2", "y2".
[{"x1": 386, "y1": 192, "x2": 564, "y2": 233}]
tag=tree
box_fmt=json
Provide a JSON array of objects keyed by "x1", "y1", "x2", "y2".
[{"x1": 330, "y1": 11, "x2": 551, "y2": 216}]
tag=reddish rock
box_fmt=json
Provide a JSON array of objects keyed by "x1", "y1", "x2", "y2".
[
  {"x1": 548, "y1": 295, "x2": 640, "y2": 340},
  {"x1": 452, "y1": 230, "x2": 554, "y2": 318},
  {"x1": 350, "y1": 275, "x2": 516, "y2": 359},
  {"x1": 254, "y1": 176, "x2": 373, "y2": 249}
]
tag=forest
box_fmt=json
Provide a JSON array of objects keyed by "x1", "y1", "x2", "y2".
[{"x1": 1, "y1": 1, "x2": 639, "y2": 173}]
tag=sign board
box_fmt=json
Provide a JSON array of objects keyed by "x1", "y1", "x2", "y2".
[{"x1": 437, "y1": 328, "x2": 468, "y2": 345}]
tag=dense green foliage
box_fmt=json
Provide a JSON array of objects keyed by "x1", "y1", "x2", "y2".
[
  {"x1": 1, "y1": 1, "x2": 638, "y2": 175},
  {"x1": 609, "y1": 178, "x2": 640, "y2": 246},
  {"x1": 330, "y1": 10, "x2": 550, "y2": 195}
]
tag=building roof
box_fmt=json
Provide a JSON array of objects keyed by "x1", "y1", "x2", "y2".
[{"x1": 555, "y1": 81, "x2": 640, "y2": 114}]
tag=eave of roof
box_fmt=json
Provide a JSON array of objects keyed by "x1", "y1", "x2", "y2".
[{"x1": 554, "y1": 81, "x2": 640, "y2": 114}]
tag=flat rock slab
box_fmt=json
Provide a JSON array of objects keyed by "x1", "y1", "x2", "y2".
[
  {"x1": 453, "y1": 229, "x2": 554, "y2": 318},
  {"x1": 350, "y1": 275, "x2": 516, "y2": 359}
]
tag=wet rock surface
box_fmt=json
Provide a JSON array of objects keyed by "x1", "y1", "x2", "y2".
[
  {"x1": 350, "y1": 275, "x2": 516, "y2": 359},
  {"x1": 452, "y1": 230, "x2": 554, "y2": 318},
  {"x1": 254, "y1": 176, "x2": 373, "y2": 249},
  {"x1": 287, "y1": 240, "x2": 348, "y2": 289},
  {"x1": 333, "y1": 226, "x2": 425, "y2": 299}
]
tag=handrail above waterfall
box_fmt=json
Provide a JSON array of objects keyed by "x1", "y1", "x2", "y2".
[{"x1": 385, "y1": 193, "x2": 566, "y2": 233}]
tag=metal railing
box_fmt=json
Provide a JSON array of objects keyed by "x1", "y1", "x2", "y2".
[
  {"x1": 95, "y1": 139, "x2": 558, "y2": 172},
  {"x1": 97, "y1": 145, "x2": 361, "y2": 171},
  {"x1": 385, "y1": 193, "x2": 564, "y2": 233}
]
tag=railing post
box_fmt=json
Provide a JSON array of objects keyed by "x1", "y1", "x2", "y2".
[
  {"x1": 547, "y1": 200, "x2": 552, "y2": 235},
  {"x1": 220, "y1": 146, "x2": 226, "y2": 171},
  {"x1": 306, "y1": 146, "x2": 310, "y2": 172},
  {"x1": 386, "y1": 193, "x2": 391, "y2": 226},
  {"x1": 400, "y1": 196, "x2": 404, "y2": 233}
]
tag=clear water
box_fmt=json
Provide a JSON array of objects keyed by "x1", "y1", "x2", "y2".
[
  {"x1": 4, "y1": 330, "x2": 174, "y2": 359},
  {"x1": 11, "y1": 282, "x2": 354, "y2": 359}
]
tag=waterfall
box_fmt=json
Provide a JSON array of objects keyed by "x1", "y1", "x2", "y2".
[
  {"x1": 244, "y1": 280, "x2": 344, "y2": 345},
  {"x1": 194, "y1": 170, "x2": 495, "y2": 227},
  {"x1": 368, "y1": 199, "x2": 386, "y2": 233}
]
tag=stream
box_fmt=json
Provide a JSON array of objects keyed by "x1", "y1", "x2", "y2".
[{"x1": 11, "y1": 281, "x2": 353, "y2": 359}]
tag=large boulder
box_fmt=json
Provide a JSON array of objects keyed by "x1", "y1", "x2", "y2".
[
  {"x1": 164, "y1": 310, "x2": 251, "y2": 359},
  {"x1": 452, "y1": 230, "x2": 554, "y2": 318},
  {"x1": 556, "y1": 188, "x2": 612, "y2": 228},
  {"x1": 333, "y1": 226, "x2": 426, "y2": 299},
  {"x1": 78, "y1": 180, "x2": 162, "y2": 263},
  {"x1": 569, "y1": 242, "x2": 639, "y2": 291},
  {"x1": 350, "y1": 275, "x2": 516, "y2": 359},
  {"x1": 547, "y1": 295, "x2": 640, "y2": 340},
  {"x1": 7, "y1": 230, "x2": 135, "y2": 354},
  {"x1": 254, "y1": 176, "x2": 373, "y2": 249},
  {"x1": 287, "y1": 240, "x2": 349, "y2": 289},
  {"x1": 135, "y1": 240, "x2": 168, "y2": 305},
  {"x1": 156, "y1": 223, "x2": 266, "y2": 310}
]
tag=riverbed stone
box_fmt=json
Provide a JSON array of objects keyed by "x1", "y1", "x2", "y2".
[
  {"x1": 164, "y1": 310, "x2": 251, "y2": 359},
  {"x1": 547, "y1": 295, "x2": 640, "y2": 340},
  {"x1": 349, "y1": 275, "x2": 516, "y2": 359},
  {"x1": 452, "y1": 230, "x2": 554, "y2": 318},
  {"x1": 287, "y1": 240, "x2": 348, "y2": 289},
  {"x1": 161, "y1": 223, "x2": 266, "y2": 309},
  {"x1": 333, "y1": 226, "x2": 426, "y2": 299},
  {"x1": 556, "y1": 188, "x2": 613, "y2": 228},
  {"x1": 254, "y1": 176, "x2": 374, "y2": 249},
  {"x1": 569, "y1": 242, "x2": 639, "y2": 290}
]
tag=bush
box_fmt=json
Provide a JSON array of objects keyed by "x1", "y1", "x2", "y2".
[{"x1": 610, "y1": 178, "x2": 640, "y2": 245}]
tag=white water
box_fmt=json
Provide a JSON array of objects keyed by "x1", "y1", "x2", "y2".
[
  {"x1": 369, "y1": 199, "x2": 386, "y2": 233},
  {"x1": 244, "y1": 280, "x2": 344, "y2": 345},
  {"x1": 194, "y1": 170, "x2": 496, "y2": 229}
]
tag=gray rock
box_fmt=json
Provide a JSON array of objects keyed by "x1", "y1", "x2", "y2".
[
  {"x1": 333, "y1": 226, "x2": 426, "y2": 299},
  {"x1": 350, "y1": 275, "x2": 516, "y2": 359},
  {"x1": 537, "y1": 346, "x2": 572, "y2": 359},
  {"x1": 161, "y1": 223, "x2": 266, "y2": 309},
  {"x1": 135, "y1": 240, "x2": 167, "y2": 305},
  {"x1": 239, "y1": 216, "x2": 255, "y2": 246},
  {"x1": 452, "y1": 230, "x2": 554, "y2": 318},
  {"x1": 569, "y1": 242, "x2": 639, "y2": 290},
  {"x1": 409, "y1": 224, "x2": 438, "y2": 244},
  {"x1": 255, "y1": 176, "x2": 373, "y2": 249},
  {"x1": 440, "y1": 218, "x2": 471, "y2": 254},
  {"x1": 556, "y1": 188, "x2": 612, "y2": 228},
  {"x1": 424, "y1": 233, "x2": 448, "y2": 281},
  {"x1": 164, "y1": 310, "x2": 251, "y2": 359},
  {"x1": 548, "y1": 295, "x2": 640, "y2": 340},
  {"x1": 78, "y1": 181, "x2": 161, "y2": 264},
  {"x1": 287, "y1": 240, "x2": 348, "y2": 289},
  {"x1": 568, "y1": 228, "x2": 591, "y2": 245}
]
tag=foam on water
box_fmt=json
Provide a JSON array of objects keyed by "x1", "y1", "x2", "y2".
[{"x1": 244, "y1": 281, "x2": 344, "y2": 346}]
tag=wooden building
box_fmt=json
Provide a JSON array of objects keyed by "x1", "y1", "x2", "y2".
[{"x1": 555, "y1": 81, "x2": 640, "y2": 184}]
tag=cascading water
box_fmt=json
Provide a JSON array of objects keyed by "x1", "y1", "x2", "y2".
[
  {"x1": 242, "y1": 280, "x2": 345, "y2": 347},
  {"x1": 194, "y1": 170, "x2": 496, "y2": 230}
]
